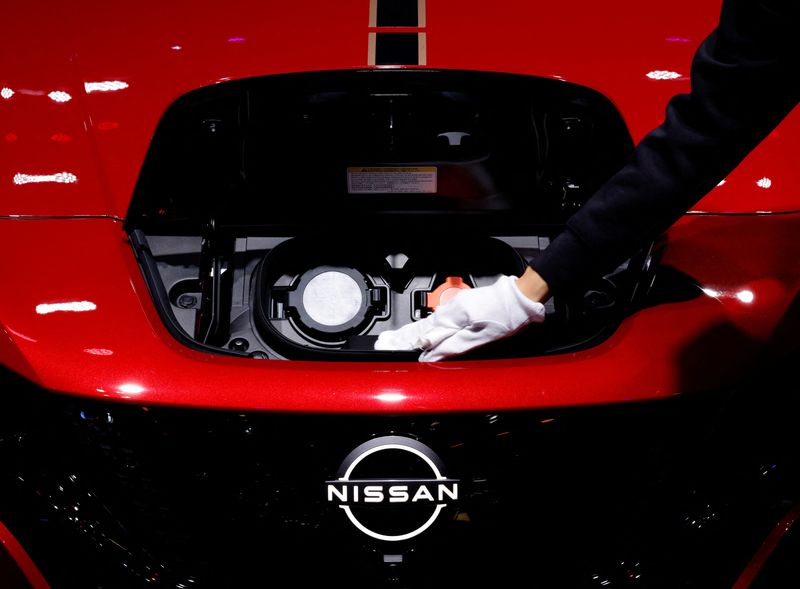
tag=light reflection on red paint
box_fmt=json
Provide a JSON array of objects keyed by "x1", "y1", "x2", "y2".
[
  {"x1": 50, "y1": 133, "x2": 72, "y2": 142},
  {"x1": 118, "y1": 383, "x2": 145, "y2": 395},
  {"x1": 35, "y1": 300, "x2": 96, "y2": 314},
  {"x1": 646, "y1": 70, "x2": 682, "y2": 80},
  {"x1": 83, "y1": 348, "x2": 114, "y2": 356},
  {"x1": 97, "y1": 121, "x2": 119, "y2": 130},
  {"x1": 375, "y1": 392, "x2": 406, "y2": 403},
  {"x1": 84, "y1": 81, "x2": 129, "y2": 93},
  {"x1": 4, "y1": 132, "x2": 17, "y2": 142},
  {"x1": 14, "y1": 172, "x2": 78, "y2": 185},
  {"x1": 48, "y1": 90, "x2": 72, "y2": 103},
  {"x1": 5, "y1": 326, "x2": 37, "y2": 343}
]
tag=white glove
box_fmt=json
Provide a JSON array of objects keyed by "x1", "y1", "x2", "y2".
[{"x1": 374, "y1": 275, "x2": 546, "y2": 362}]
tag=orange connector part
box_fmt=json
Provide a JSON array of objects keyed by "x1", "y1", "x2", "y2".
[{"x1": 426, "y1": 276, "x2": 472, "y2": 311}]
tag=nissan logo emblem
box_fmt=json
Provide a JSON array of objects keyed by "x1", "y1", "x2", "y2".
[{"x1": 326, "y1": 435, "x2": 460, "y2": 541}]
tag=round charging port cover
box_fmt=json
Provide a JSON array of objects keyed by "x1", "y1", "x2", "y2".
[{"x1": 289, "y1": 266, "x2": 372, "y2": 336}]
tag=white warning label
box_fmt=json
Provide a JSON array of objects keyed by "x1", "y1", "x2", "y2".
[{"x1": 347, "y1": 167, "x2": 437, "y2": 194}]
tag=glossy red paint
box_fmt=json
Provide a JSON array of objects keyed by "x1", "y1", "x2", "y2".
[
  {"x1": 0, "y1": 0, "x2": 798, "y2": 410},
  {"x1": 1, "y1": 0, "x2": 798, "y2": 219},
  {"x1": 731, "y1": 501, "x2": 800, "y2": 589},
  {"x1": 0, "y1": 214, "x2": 797, "y2": 413},
  {"x1": 0, "y1": 521, "x2": 52, "y2": 589}
]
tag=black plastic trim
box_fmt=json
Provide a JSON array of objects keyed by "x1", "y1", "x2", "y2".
[{"x1": 128, "y1": 230, "x2": 252, "y2": 359}]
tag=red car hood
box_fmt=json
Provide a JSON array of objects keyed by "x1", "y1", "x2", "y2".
[{"x1": 1, "y1": 0, "x2": 798, "y2": 218}]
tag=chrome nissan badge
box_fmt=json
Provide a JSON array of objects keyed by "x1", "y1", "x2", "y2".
[{"x1": 326, "y1": 435, "x2": 459, "y2": 541}]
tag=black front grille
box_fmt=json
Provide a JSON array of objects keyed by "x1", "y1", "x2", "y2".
[{"x1": 1, "y1": 367, "x2": 798, "y2": 588}]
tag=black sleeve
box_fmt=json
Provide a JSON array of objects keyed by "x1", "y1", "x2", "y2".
[{"x1": 532, "y1": 0, "x2": 799, "y2": 297}]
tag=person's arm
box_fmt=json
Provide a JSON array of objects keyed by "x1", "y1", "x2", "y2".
[
  {"x1": 533, "y1": 0, "x2": 799, "y2": 297},
  {"x1": 516, "y1": 266, "x2": 551, "y2": 304},
  {"x1": 377, "y1": 0, "x2": 798, "y2": 361}
]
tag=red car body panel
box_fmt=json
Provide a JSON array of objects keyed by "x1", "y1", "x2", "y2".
[
  {"x1": 1, "y1": 3, "x2": 799, "y2": 586},
  {"x1": 2, "y1": 0, "x2": 799, "y2": 219},
  {"x1": 1, "y1": 0, "x2": 799, "y2": 413},
  {"x1": 730, "y1": 501, "x2": 800, "y2": 589},
  {"x1": 0, "y1": 522, "x2": 51, "y2": 589}
]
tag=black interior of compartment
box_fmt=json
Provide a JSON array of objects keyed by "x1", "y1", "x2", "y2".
[
  {"x1": 124, "y1": 70, "x2": 651, "y2": 362},
  {"x1": 129, "y1": 228, "x2": 667, "y2": 362},
  {"x1": 126, "y1": 69, "x2": 633, "y2": 235}
]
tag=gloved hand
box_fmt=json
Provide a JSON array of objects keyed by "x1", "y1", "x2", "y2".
[{"x1": 374, "y1": 275, "x2": 546, "y2": 362}]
